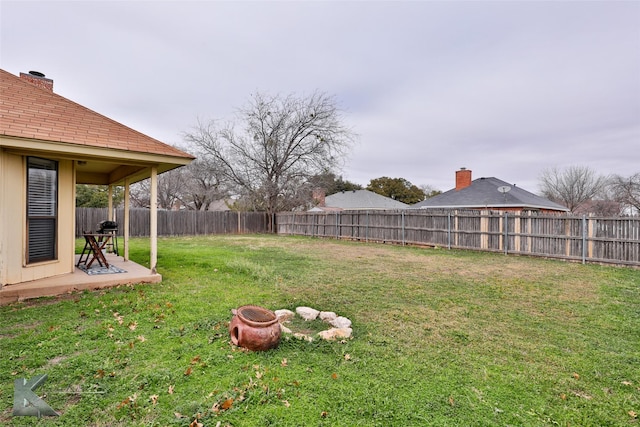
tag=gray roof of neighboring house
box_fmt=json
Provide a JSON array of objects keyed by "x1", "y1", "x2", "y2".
[
  {"x1": 314, "y1": 189, "x2": 409, "y2": 210},
  {"x1": 411, "y1": 177, "x2": 569, "y2": 211}
]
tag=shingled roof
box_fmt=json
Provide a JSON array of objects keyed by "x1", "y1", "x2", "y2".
[
  {"x1": 0, "y1": 69, "x2": 193, "y2": 158},
  {"x1": 412, "y1": 176, "x2": 569, "y2": 212},
  {"x1": 312, "y1": 189, "x2": 409, "y2": 211}
]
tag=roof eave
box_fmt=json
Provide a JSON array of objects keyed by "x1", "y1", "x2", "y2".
[
  {"x1": 417, "y1": 203, "x2": 569, "y2": 212},
  {"x1": 0, "y1": 136, "x2": 194, "y2": 164},
  {"x1": 1, "y1": 135, "x2": 194, "y2": 185}
]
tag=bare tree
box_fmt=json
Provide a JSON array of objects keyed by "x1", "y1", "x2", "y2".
[
  {"x1": 539, "y1": 165, "x2": 609, "y2": 213},
  {"x1": 610, "y1": 173, "x2": 640, "y2": 215},
  {"x1": 184, "y1": 91, "x2": 356, "y2": 228},
  {"x1": 419, "y1": 184, "x2": 442, "y2": 199},
  {"x1": 180, "y1": 155, "x2": 230, "y2": 210},
  {"x1": 130, "y1": 167, "x2": 187, "y2": 209},
  {"x1": 129, "y1": 157, "x2": 231, "y2": 211}
]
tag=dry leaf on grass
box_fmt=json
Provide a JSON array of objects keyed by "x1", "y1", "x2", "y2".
[
  {"x1": 571, "y1": 390, "x2": 592, "y2": 399},
  {"x1": 212, "y1": 398, "x2": 234, "y2": 414},
  {"x1": 113, "y1": 312, "x2": 124, "y2": 325},
  {"x1": 116, "y1": 397, "x2": 130, "y2": 409},
  {"x1": 221, "y1": 398, "x2": 234, "y2": 410}
]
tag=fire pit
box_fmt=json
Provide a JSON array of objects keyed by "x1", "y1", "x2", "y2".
[{"x1": 229, "y1": 305, "x2": 281, "y2": 351}]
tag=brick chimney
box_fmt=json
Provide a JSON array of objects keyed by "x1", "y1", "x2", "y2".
[
  {"x1": 20, "y1": 71, "x2": 53, "y2": 92},
  {"x1": 455, "y1": 168, "x2": 472, "y2": 191},
  {"x1": 312, "y1": 188, "x2": 326, "y2": 207}
]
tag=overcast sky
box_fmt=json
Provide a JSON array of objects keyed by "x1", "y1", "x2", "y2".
[{"x1": 2, "y1": 0, "x2": 639, "y2": 192}]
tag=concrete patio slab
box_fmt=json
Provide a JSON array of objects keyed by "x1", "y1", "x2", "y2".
[{"x1": 0, "y1": 255, "x2": 162, "y2": 306}]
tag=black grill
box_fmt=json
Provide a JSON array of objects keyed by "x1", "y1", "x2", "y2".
[
  {"x1": 96, "y1": 220, "x2": 119, "y2": 256},
  {"x1": 97, "y1": 220, "x2": 118, "y2": 232}
]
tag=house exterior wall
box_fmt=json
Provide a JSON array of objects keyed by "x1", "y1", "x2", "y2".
[{"x1": 0, "y1": 149, "x2": 75, "y2": 287}]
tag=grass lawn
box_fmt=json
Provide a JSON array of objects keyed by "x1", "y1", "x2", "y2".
[{"x1": 1, "y1": 235, "x2": 639, "y2": 426}]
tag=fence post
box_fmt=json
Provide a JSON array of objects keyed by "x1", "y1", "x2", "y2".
[
  {"x1": 447, "y1": 212, "x2": 451, "y2": 250},
  {"x1": 514, "y1": 211, "x2": 521, "y2": 252},
  {"x1": 335, "y1": 212, "x2": 339, "y2": 239},
  {"x1": 503, "y1": 211, "x2": 508, "y2": 255},
  {"x1": 588, "y1": 215, "x2": 595, "y2": 260},
  {"x1": 565, "y1": 217, "x2": 571, "y2": 258},
  {"x1": 402, "y1": 211, "x2": 406, "y2": 246},
  {"x1": 582, "y1": 214, "x2": 587, "y2": 264},
  {"x1": 366, "y1": 211, "x2": 369, "y2": 243},
  {"x1": 481, "y1": 210, "x2": 489, "y2": 250}
]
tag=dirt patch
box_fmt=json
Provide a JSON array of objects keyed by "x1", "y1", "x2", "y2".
[
  {"x1": 0, "y1": 321, "x2": 42, "y2": 339},
  {"x1": 285, "y1": 317, "x2": 329, "y2": 336},
  {"x1": 9, "y1": 292, "x2": 81, "y2": 310},
  {"x1": 0, "y1": 333, "x2": 18, "y2": 339},
  {"x1": 45, "y1": 354, "x2": 69, "y2": 368}
]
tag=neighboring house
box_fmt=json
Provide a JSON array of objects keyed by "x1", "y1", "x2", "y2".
[
  {"x1": 572, "y1": 199, "x2": 622, "y2": 216},
  {"x1": 207, "y1": 199, "x2": 233, "y2": 211},
  {"x1": 310, "y1": 189, "x2": 409, "y2": 211},
  {"x1": 412, "y1": 168, "x2": 569, "y2": 213},
  {"x1": 0, "y1": 69, "x2": 194, "y2": 302}
]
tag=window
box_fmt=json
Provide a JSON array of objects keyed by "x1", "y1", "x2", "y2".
[{"x1": 27, "y1": 157, "x2": 58, "y2": 263}]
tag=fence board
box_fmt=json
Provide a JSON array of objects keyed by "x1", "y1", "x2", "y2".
[
  {"x1": 78, "y1": 208, "x2": 639, "y2": 266},
  {"x1": 277, "y1": 210, "x2": 640, "y2": 267},
  {"x1": 76, "y1": 208, "x2": 269, "y2": 237}
]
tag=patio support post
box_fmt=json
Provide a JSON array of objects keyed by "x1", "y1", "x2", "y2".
[
  {"x1": 108, "y1": 185, "x2": 113, "y2": 221},
  {"x1": 150, "y1": 166, "x2": 158, "y2": 274},
  {"x1": 123, "y1": 178, "x2": 130, "y2": 261}
]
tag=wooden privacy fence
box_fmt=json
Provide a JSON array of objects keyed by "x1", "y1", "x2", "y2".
[
  {"x1": 76, "y1": 208, "x2": 270, "y2": 237},
  {"x1": 277, "y1": 210, "x2": 640, "y2": 267}
]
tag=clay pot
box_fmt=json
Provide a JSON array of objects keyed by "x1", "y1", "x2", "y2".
[{"x1": 229, "y1": 305, "x2": 281, "y2": 351}]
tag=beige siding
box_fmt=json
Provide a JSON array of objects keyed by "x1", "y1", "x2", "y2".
[
  {"x1": 0, "y1": 151, "x2": 75, "y2": 286},
  {"x1": 0, "y1": 150, "x2": 4, "y2": 285}
]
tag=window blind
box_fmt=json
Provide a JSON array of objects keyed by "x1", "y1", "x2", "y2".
[{"x1": 27, "y1": 157, "x2": 58, "y2": 263}]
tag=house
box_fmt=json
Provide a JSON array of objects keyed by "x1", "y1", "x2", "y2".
[
  {"x1": 412, "y1": 168, "x2": 569, "y2": 213},
  {"x1": 0, "y1": 69, "x2": 194, "y2": 304},
  {"x1": 309, "y1": 189, "x2": 409, "y2": 211}
]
